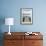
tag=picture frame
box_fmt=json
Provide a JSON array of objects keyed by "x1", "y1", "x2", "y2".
[{"x1": 20, "y1": 8, "x2": 33, "y2": 25}]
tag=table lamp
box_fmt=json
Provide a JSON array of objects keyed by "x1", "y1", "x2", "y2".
[{"x1": 5, "y1": 18, "x2": 14, "y2": 35}]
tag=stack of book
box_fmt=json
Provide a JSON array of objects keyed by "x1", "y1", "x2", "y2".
[{"x1": 25, "y1": 32, "x2": 38, "y2": 35}]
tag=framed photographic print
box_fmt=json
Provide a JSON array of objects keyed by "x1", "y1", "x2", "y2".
[{"x1": 20, "y1": 8, "x2": 33, "y2": 25}]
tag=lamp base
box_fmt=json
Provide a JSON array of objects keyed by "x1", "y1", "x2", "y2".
[{"x1": 8, "y1": 32, "x2": 11, "y2": 35}]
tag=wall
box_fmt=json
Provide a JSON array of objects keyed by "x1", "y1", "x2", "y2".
[
  {"x1": 0, "y1": 0, "x2": 46, "y2": 32},
  {"x1": 0, "y1": 0, "x2": 46, "y2": 46}
]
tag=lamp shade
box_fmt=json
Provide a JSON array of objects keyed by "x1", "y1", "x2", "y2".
[{"x1": 5, "y1": 18, "x2": 14, "y2": 25}]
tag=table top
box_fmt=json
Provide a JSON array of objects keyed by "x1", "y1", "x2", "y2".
[{"x1": 4, "y1": 32, "x2": 43, "y2": 40}]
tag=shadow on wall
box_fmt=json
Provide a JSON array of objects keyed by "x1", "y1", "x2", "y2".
[{"x1": 0, "y1": 16, "x2": 5, "y2": 46}]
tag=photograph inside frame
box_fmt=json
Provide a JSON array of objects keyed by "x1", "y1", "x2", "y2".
[{"x1": 20, "y1": 8, "x2": 33, "y2": 24}]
